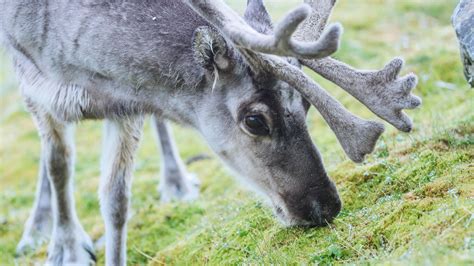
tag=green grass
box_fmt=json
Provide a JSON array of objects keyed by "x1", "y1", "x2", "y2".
[{"x1": 1, "y1": 0, "x2": 473, "y2": 265}]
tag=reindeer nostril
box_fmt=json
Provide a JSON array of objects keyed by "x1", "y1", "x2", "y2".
[
  {"x1": 309, "y1": 204, "x2": 323, "y2": 225},
  {"x1": 307, "y1": 196, "x2": 342, "y2": 226},
  {"x1": 275, "y1": 206, "x2": 283, "y2": 214},
  {"x1": 322, "y1": 198, "x2": 342, "y2": 223}
]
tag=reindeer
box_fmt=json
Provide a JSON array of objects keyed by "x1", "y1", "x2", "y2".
[{"x1": 0, "y1": 0, "x2": 421, "y2": 264}]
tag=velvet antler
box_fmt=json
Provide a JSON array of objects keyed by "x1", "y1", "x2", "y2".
[
  {"x1": 185, "y1": 0, "x2": 341, "y2": 59},
  {"x1": 185, "y1": 0, "x2": 420, "y2": 162},
  {"x1": 244, "y1": 52, "x2": 385, "y2": 162},
  {"x1": 297, "y1": 0, "x2": 422, "y2": 132}
]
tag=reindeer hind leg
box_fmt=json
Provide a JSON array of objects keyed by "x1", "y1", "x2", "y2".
[
  {"x1": 153, "y1": 116, "x2": 200, "y2": 203},
  {"x1": 16, "y1": 158, "x2": 53, "y2": 255}
]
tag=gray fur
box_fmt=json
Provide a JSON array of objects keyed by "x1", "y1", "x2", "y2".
[{"x1": 1, "y1": 0, "x2": 418, "y2": 264}]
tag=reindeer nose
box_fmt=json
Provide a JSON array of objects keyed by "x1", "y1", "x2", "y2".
[
  {"x1": 280, "y1": 179, "x2": 342, "y2": 227},
  {"x1": 317, "y1": 195, "x2": 342, "y2": 224},
  {"x1": 305, "y1": 180, "x2": 342, "y2": 226}
]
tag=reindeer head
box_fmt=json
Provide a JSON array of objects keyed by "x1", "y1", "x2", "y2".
[
  {"x1": 187, "y1": 0, "x2": 420, "y2": 226},
  {"x1": 192, "y1": 45, "x2": 341, "y2": 225}
]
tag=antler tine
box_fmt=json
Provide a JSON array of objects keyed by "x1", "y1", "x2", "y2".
[
  {"x1": 298, "y1": 1, "x2": 422, "y2": 132},
  {"x1": 293, "y1": 0, "x2": 337, "y2": 42},
  {"x1": 302, "y1": 57, "x2": 421, "y2": 132},
  {"x1": 185, "y1": 0, "x2": 341, "y2": 59},
  {"x1": 244, "y1": 0, "x2": 273, "y2": 34},
  {"x1": 244, "y1": 52, "x2": 385, "y2": 163}
]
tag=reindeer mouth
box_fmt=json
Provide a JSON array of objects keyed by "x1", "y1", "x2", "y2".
[{"x1": 272, "y1": 201, "x2": 331, "y2": 228}]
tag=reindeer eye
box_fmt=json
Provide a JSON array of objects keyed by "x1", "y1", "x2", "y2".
[{"x1": 244, "y1": 115, "x2": 270, "y2": 136}]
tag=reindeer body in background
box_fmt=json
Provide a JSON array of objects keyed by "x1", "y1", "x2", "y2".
[{"x1": 0, "y1": 0, "x2": 420, "y2": 264}]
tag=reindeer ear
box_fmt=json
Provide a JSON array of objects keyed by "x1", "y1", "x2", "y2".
[{"x1": 193, "y1": 26, "x2": 232, "y2": 72}]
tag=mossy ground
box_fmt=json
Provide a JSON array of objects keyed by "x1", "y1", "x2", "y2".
[{"x1": 0, "y1": 0, "x2": 473, "y2": 265}]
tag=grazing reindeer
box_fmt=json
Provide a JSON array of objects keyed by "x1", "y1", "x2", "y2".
[{"x1": 0, "y1": 0, "x2": 421, "y2": 264}]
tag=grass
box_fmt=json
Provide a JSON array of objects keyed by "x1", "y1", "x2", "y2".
[{"x1": 0, "y1": 0, "x2": 473, "y2": 265}]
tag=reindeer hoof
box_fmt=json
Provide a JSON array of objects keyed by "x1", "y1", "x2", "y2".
[
  {"x1": 46, "y1": 226, "x2": 96, "y2": 265},
  {"x1": 16, "y1": 232, "x2": 50, "y2": 256},
  {"x1": 159, "y1": 172, "x2": 200, "y2": 203},
  {"x1": 16, "y1": 212, "x2": 52, "y2": 256}
]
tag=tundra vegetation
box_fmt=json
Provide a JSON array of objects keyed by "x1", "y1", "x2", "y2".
[{"x1": 0, "y1": 0, "x2": 473, "y2": 265}]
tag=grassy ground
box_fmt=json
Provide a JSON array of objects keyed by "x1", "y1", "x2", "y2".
[{"x1": 0, "y1": 0, "x2": 473, "y2": 265}]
